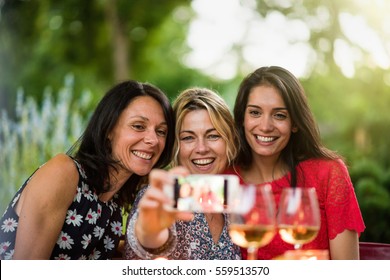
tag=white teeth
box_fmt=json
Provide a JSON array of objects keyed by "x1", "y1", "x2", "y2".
[
  {"x1": 256, "y1": 136, "x2": 275, "y2": 142},
  {"x1": 132, "y1": 151, "x2": 152, "y2": 160},
  {"x1": 193, "y1": 159, "x2": 213, "y2": 165}
]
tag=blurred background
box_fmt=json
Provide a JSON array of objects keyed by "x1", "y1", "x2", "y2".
[{"x1": 0, "y1": 0, "x2": 389, "y2": 243}]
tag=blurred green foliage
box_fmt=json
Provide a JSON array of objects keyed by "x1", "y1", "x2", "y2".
[
  {"x1": 350, "y1": 160, "x2": 390, "y2": 242},
  {"x1": 0, "y1": 0, "x2": 389, "y2": 243},
  {"x1": 0, "y1": 75, "x2": 92, "y2": 211}
]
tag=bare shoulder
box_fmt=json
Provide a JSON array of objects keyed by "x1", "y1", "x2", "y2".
[
  {"x1": 25, "y1": 153, "x2": 79, "y2": 205},
  {"x1": 40, "y1": 153, "x2": 79, "y2": 183},
  {"x1": 15, "y1": 153, "x2": 80, "y2": 216},
  {"x1": 44, "y1": 153, "x2": 77, "y2": 170}
]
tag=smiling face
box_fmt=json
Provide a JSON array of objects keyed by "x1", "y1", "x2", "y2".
[
  {"x1": 244, "y1": 85, "x2": 295, "y2": 161},
  {"x1": 178, "y1": 109, "x2": 228, "y2": 174},
  {"x1": 108, "y1": 96, "x2": 168, "y2": 177}
]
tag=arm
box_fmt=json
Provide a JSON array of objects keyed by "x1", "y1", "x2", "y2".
[
  {"x1": 13, "y1": 154, "x2": 78, "y2": 259},
  {"x1": 329, "y1": 229, "x2": 360, "y2": 259},
  {"x1": 125, "y1": 167, "x2": 193, "y2": 259},
  {"x1": 135, "y1": 167, "x2": 193, "y2": 248},
  {"x1": 126, "y1": 207, "x2": 178, "y2": 259},
  {"x1": 325, "y1": 159, "x2": 365, "y2": 260}
]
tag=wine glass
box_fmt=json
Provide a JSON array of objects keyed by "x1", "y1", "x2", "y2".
[
  {"x1": 228, "y1": 184, "x2": 276, "y2": 260},
  {"x1": 277, "y1": 187, "x2": 320, "y2": 250}
]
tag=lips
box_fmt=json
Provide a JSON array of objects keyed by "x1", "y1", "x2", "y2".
[
  {"x1": 192, "y1": 158, "x2": 215, "y2": 166},
  {"x1": 256, "y1": 135, "x2": 277, "y2": 142},
  {"x1": 132, "y1": 150, "x2": 153, "y2": 160}
]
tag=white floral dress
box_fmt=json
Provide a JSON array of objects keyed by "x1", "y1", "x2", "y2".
[{"x1": 0, "y1": 157, "x2": 122, "y2": 260}]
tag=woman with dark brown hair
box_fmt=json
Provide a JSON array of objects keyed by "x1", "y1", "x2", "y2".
[
  {"x1": 229, "y1": 66, "x2": 365, "y2": 259},
  {"x1": 0, "y1": 80, "x2": 175, "y2": 259}
]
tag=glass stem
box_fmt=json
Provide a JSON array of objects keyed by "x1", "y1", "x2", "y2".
[
  {"x1": 247, "y1": 247, "x2": 258, "y2": 260},
  {"x1": 294, "y1": 244, "x2": 302, "y2": 250}
]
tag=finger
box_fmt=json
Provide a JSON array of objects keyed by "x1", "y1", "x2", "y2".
[
  {"x1": 175, "y1": 211, "x2": 194, "y2": 221},
  {"x1": 139, "y1": 187, "x2": 172, "y2": 208},
  {"x1": 138, "y1": 198, "x2": 161, "y2": 209},
  {"x1": 149, "y1": 169, "x2": 173, "y2": 190},
  {"x1": 168, "y1": 166, "x2": 191, "y2": 177},
  {"x1": 144, "y1": 186, "x2": 168, "y2": 201}
]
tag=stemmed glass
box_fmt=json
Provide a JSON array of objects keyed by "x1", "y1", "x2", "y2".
[
  {"x1": 277, "y1": 187, "x2": 320, "y2": 250},
  {"x1": 228, "y1": 184, "x2": 276, "y2": 260}
]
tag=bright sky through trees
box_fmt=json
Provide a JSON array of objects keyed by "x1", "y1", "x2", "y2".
[{"x1": 184, "y1": 0, "x2": 390, "y2": 80}]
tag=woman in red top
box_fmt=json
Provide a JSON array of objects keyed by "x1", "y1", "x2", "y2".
[{"x1": 230, "y1": 66, "x2": 365, "y2": 259}]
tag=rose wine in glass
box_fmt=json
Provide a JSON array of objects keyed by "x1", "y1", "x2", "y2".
[
  {"x1": 228, "y1": 184, "x2": 276, "y2": 260},
  {"x1": 277, "y1": 187, "x2": 320, "y2": 250}
]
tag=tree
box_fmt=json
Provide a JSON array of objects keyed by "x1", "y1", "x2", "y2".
[{"x1": 0, "y1": 0, "x2": 192, "y2": 113}]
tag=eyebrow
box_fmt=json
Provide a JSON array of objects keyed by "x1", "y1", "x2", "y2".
[
  {"x1": 247, "y1": 104, "x2": 288, "y2": 111},
  {"x1": 180, "y1": 128, "x2": 217, "y2": 134},
  {"x1": 129, "y1": 115, "x2": 167, "y2": 125},
  {"x1": 129, "y1": 115, "x2": 148, "y2": 121}
]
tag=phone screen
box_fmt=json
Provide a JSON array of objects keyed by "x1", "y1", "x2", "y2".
[{"x1": 165, "y1": 174, "x2": 240, "y2": 213}]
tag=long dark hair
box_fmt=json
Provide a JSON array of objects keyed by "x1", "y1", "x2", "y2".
[
  {"x1": 233, "y1": 66, "x2": 339, "y2": 187},
  {"x1": 67, "y1": 80, "x2": 175, "y2": 209}
]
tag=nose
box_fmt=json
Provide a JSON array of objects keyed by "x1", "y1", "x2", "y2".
[
  {"x1": 144, "y1": 131, "x2": 158, "y2": 146},
  {"x1": 195, "y1": 138, "x2": 210, "y2": 154},
  {"x1": 258, "y1": 115, "x2": 274, "y2": 132}
]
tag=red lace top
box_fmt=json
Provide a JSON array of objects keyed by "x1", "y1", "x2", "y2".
[{"x1": 226, "y1": 158, "x2": 365, "y2": 260}]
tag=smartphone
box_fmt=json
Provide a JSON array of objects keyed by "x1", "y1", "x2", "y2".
[{"x1": 163, "y1": 174, "x2": 240, "y2": 213}]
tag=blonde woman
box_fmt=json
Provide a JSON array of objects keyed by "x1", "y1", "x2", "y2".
[{"x1": 124, "y1": 88, "x2": 241, "y2": 260}]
